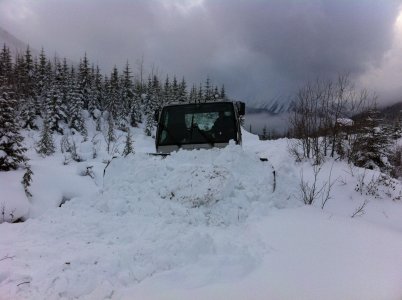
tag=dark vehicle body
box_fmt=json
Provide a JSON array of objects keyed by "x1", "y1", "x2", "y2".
[{"x1": 155, "y1": 101, "x2": 245, "y2": 154}]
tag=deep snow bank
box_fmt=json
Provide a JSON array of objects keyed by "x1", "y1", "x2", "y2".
[{"x1": 102, "y1": 144, "x2": 277, "y2": 225}]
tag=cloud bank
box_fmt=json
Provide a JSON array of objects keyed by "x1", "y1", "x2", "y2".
[{"x1": 0, "y1": 0, "x2": 401, "y2": 105}]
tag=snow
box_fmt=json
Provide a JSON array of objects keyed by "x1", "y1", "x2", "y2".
[
  {"x1": 1, "y1": 126, "x2": 402, "y2": 299},
  {"x1": 337, "y1": 117, "x2": 354, "y2": 126},
  {"x1": 0, "y1": 169, "x2": 29, "y2": 222}
]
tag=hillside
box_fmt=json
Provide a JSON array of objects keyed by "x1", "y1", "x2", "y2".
[{"x1": 0, "y1": 27, "x2": 39, "y2": 57}]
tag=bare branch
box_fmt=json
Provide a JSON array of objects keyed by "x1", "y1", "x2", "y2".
[
  {"x1": 351, "y1": 200, "x2": 369, "y2": 218},
  {"x1": 0, "y1": 255, "x2": 15, "y2": 262}
]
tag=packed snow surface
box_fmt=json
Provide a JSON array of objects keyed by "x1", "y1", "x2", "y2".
[{"x1": 1, "y1": 129, "x2": 402, "y2": 299}]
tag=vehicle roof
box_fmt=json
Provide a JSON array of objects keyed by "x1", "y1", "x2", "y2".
[{"x1": 161, "y1": 101, "x2": 235, "y2": 108}]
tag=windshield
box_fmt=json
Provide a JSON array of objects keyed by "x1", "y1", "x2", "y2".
[{"x1": 157, "y1": 103, "x2": 237, "y2": 146}]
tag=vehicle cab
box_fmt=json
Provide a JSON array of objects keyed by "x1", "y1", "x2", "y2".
[{"x1": 155, "y1": 101, "x2": 245, "y2": 154}]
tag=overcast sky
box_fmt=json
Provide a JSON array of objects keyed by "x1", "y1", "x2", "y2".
[{"x1": 1, "y1": 0, "x2": 401, "y2": 106}]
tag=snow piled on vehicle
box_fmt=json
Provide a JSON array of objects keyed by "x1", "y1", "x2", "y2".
[{"x1": 102, "y1": 144, "x2": 277, "y2": 225}]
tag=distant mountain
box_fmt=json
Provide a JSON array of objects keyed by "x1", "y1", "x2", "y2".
[
  {"x1": 380, "y1": 101, "x2": 402, "y2": 120},
  {"x1": 247, "y1": 98, "x2": 293, "y2": 115},
  {"x1": 0, "y1": 27, "x2": 76, "y2": 66},
  {"x1": 0, "y1": 27, "x2": 39, "y2": 57}
]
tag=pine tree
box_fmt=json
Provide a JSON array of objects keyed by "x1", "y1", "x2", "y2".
[
  {"x1": 106, "y1": 112, "x2": 115, "y2": 154},
  {"x1": 144, "y1": 76, "x2": 157, "y2": 136},
  {"x1": 45, "y1": 62, "x2": 66, "y2": 134},
  {"x1": 213, "y1": 85, "x2": 219, "y2": 101},
  {"x1": 178, "y1": 77, "x2": 187, "y2": 103},
  {"x1": 37, "y1": 114, "x2": 55, "y2": 156},
  {"x1": 78, "y1": 53, "x2": 92, "y2": 112},
  {"x1": 66, "y1": 66, "x2": 87, "y2": 136},
  {"x1": 123, "y1": 127, "x2": 134, "y2": 156},
  {"x1": 0, "y1": 88, "x2": 28, "y2": 171},
  {"x1": 92, "y1": 65, "x2": 105, "y2": 112},
  {"x1": 198, "y1": 84, "x2": 203, "y2": 103},
  {"x1": 163, "y1": 75, "x2": 171, "y2": 105},
  {"x1": 107, "y1": 66, "x2": 121, "y2": 121},
  {"x1": 204, "y1": 77, "x2": 212, "y2": 102},
  {"x1": 172, "y1": 76, "x2": 179, "y2": 101},
  {"x1": 20, "y1": 46, "x2": 38, "y2": 130},
  {"x1": 34, "y1": 48, "x2": 51, "y2": 117},
  {"x1": 220, "y1": 84, "x2": 226, "y2": 100},
  {"x1": 0, "y1": 44, "x2": 13, "y2": 86},
  {"x1": 189, "y1": 84, "x2": 197, "y2": 103},
  {"x1": 120, "y1": 62, "x2": 135, "y2": 129},
  {"x1": 262, "y1": 125, "x2": 268, "y2": 140},
  {"x1": 352, "y1": 108, "x2": 392, "y2": 170}
]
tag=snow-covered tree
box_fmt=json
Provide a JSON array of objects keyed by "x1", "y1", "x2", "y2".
[
  {"x1": 105, "y1": 112, "x2": 116, "y2": 154},
  {"x1": 34, "y1": 48, "x2": 51, "y2": 116},
  {"x1": 123, "y1": 127, "x2": 134, "y2": 156},
  {"x1": 0, "y1": 88, "x2": 27, "y2": 171},
  {"x1": 220, "y1": 84, "x2": 226, "y2": 100},
  {"x1": 189, "y1": 84, "x2": 197, "y2": 103},
  {"x1": 37, "y1": 114, "x2": 55, "y2": 156},
  {"x1": 143, "y1": 76, "x2": 160, "y2": 136},
  {"x1": 0, "y1": 44, "x2": 13, "y2": 86},
  {"x1": 204, "y1": 77, "x2": 212, "y2": 102},
  {"x1": 92, "y1": 65, "x2": 105, "y2": 112},
  {"x1": 78, "y1": 53, "x2": 92, "y2": 112},
  {"x1": 44, "y1": 62, "x2": 66, "y2": 134},
  {"x1": 178, "y1": 77, "x2": 188, "y2": 103},
  {"x1": 66, "y1": 66, "x2": 87, "y2": 136},
  {"x1": 106, "y1": 66, "x2": 121, "y2": 121},
  {"x1": 351, "y1": 108, "x2": 392, "y2": 171},
  {"x1": 119, "y1": 62, "x2": 135, "y2": 130}
]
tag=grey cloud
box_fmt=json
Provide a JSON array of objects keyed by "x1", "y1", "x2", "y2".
[{"x1": 0, "y1": 0, "x2": 401, "y2": 105}]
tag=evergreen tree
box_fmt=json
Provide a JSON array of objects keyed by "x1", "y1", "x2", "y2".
[
  {"x1": 198, "y1": 84, "x2": 203, "y2": 103},
  {"x1": 189, "y1": 84, "x2": 197, "y2": 103},
  {"x1": 34, "y1": 48, "x2": 51, "y2": 117},
  {"x1": 45, "y1": 62, "x2": 66, "y2": 134},
  {"x1": 20, "y1": 46, "x2": 38, "y2": 129},
  {"x1": 352, "y1": 108, "x2": 392, "y2": 170},
  {"x1": 220, "y1": 84, "x2": 226, "y2": 100},
  {"x1": 107, "y1": 66, "x2": 121, "y2": 121},
  {"x1": 37, "y1": 114, "x2": 55, "y2": 156},
  {"x1": 106, "y1": 112, "x2": 115, "y2": 154},
  {"x1": 120, "y1": 62, "x2": 135, "y2": 129},
  {"x1": 172, "y1": 76, "x2": 179, "y2": 101},
  {"x1": 122, "y1": 127, "x2": 134, "y2": 156},
  {"x1": 0, "y1": 44, "x2": 12, "y2": 86},
  {"x1": 87, "y1": 65, "x2": 98, "y2": 116},
  {"x1": 262, "y1": 125, "x2": 268, "y2": 140},
  {"x1": 144, "y1": 76, "x2": 157, "y2": 136},
  {"x1": 178, "y1": 77, "x2": 187, "y2": 103},
  {"x1": 66, "y1": 66, "x2": 87, "y2": 136},
  {"x1": 0, "y1": 88, "x2": 27, "y2": 171},
  {"x1": 78, "y1": 53, "x2": 92, "y2": 111},
  {"x1": 204, "y1": 77, "x2": 212, "y2": 102},
  {"x1": 13, "y1": 53, "x2": 25, "y2": 95},
  {"x1": 163, "y1": 75, "x2": 171, "y2": 105},
  {"x1": 92, "y1": 65, "x2": 105, "y2": 111}
]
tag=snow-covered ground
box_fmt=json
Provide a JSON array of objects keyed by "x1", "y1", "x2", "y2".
[{"x1": 1, "y1": 126, "x2": 402, "y2": 299}]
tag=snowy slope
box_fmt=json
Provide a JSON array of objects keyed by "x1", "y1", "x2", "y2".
[
  {"x1": 1, "y1": 127, "x2": 402, "y2": 299},
  {"x1": 0, "y1": 27, "x2": 39, "y2": 57}
]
